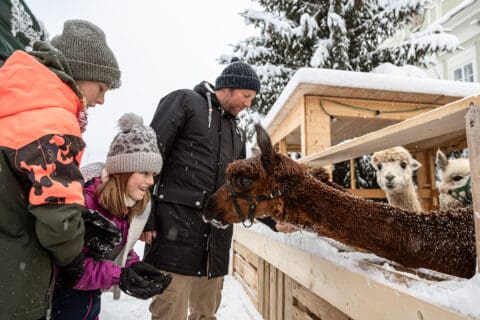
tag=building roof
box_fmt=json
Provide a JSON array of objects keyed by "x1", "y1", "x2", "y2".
[{"x1": 262, "y1": 68, "x2": 480, "y2": 135}]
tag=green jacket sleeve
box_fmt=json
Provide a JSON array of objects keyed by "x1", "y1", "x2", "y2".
[{"x1": 17, "y1": 133, "x2": 86, "y2": 266}]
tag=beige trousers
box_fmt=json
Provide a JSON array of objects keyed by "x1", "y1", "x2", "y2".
[{"x1": 149, "y1": 273, "x2": 224, "y2": 320}]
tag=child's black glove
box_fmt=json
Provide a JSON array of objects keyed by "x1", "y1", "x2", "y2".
[
  {"x1": 82, "y1": 209, "x2": 122, "y2": 260},
  {"x1": 119, "y1": 262, "x2": 172, "y2": 299}
]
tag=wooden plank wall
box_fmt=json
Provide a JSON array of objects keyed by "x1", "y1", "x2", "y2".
[
  {"x1": 233, "y1": 241, "x2": 355, "y2": 320},
  {"x1": 232, "y1": 240, "x2": 259, "y2": 309}
]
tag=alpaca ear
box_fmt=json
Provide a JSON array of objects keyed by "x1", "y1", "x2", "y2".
[
  {"x1": 370, "y1": 155, "x2": 380, "y2": 171},
  {"x1": 411, "y1": 158, "x2": 422, "y2": 171},
  {"x1": 255, "y1": 123, "x2": 274, "y2": 172},
  {"x1": 436, "y1": 149, "x2": 448, "y2": 172}
]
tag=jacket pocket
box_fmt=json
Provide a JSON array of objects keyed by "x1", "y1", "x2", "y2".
[{"x1": 156, "y1": 186, "x2": 207, "y2": 209}]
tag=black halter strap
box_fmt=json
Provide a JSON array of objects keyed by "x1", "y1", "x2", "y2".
[{"x1": 226, "y1": 178, "x2": 291, "y2": 228}]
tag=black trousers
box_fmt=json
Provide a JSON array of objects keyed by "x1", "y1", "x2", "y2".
[{"x1": 51, "y1": 287, "x2": 101, "y2": 320}]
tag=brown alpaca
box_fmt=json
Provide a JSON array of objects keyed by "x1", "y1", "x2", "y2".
[{"x1": 204, "y1": 124, "x2": 476, "y2": 278}]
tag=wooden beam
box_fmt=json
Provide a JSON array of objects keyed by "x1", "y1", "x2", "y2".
[
  {"x1": 465, "y1": 104, "x2": 480, "y2": 274},
  {"x1": 350, "y1": 159, "x2": 356, "y2": 190},
  {"x1": 270, "y1": 97, "x2": 304, "y2": 146},
  {"x1": 304, "y1": 98, "x2": 331, "y2": 155},
  {"x1": 284, "y1": 276, "x2": 294, "y2": 320},
  {"x1": 318, "y1": 96, "x2": 438, "y2": 120},
  {"x1": 258, "y1": 259, "x2": 267, "y2": 319},
  {"x1": 300, "y1": 96, "x2": 480, "y2": 167},
  {"x1": 269, "y1": 265, "x2": 277, "y2": 320},
  {"x1": 276, "y1": 270, "x2": 284, "y2": 320},
  {"x1": 292, "y1": 279, "x2": 352, "y2": 320},
  {"x1": 233, "y1": 225, "x2": 471, "y2": 320},
  {"x1": 234, "y1": 240, "x2": 259, "y2": 269},
  {"x1": 233, "y1": 252, "x2": 258, "y2": 293},
  {"x1": 279, "y1": 138, "x2": 288, "y2": 154}
]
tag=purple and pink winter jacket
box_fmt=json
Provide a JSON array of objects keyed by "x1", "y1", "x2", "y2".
[{"x1": 73, "y1": 177, "x2": 140, "y2": 291}]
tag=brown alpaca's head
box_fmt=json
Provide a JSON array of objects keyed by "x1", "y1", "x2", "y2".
[{"x1": 204, "y1": 124, "x2": 305, "y2": 228}]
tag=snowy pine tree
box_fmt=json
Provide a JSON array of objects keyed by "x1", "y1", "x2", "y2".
[
  {"x1": 221, "y1": 0, "x2": 459, "y2": 188},
  {"x1": 221, "y1": 0, "x2": 459, "y2": 117}
]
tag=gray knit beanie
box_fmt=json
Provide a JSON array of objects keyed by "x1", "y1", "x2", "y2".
[
  {"x1": 215, "y1": 57, "x2": 260, "y2": 93},
  {"x1": 106, "y1": 113, "x2": 162, "y2": 175},
  {"x1": 51, "y1": 20, "x2": 121, "y2": 89}
]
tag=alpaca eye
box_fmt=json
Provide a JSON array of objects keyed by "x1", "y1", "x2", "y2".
[
  {"x1": 400, "y1": 162, "x2": 407, "y2": 169},
  {"x1": 377, "y1": 164, "x2": 382, "y2": 170},
  {"x1": 452, "y1": 175, "x2": 464, "y2": 182},
  {"x1": 236, "y1": 176, "x2": 252, "y2": 189}
]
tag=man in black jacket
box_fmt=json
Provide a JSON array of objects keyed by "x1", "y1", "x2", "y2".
[{"x1": 142, "y1": 58, "x2": 260, "y2": 320}]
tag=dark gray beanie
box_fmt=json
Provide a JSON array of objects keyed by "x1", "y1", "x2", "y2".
[
  {"x1": 106, "y1": 113, "x2": 162, "y2": 175},
  {"x1": 215, "y1": 57, "x2": 260, "y2": 93},
  {"x1": 51, "y1": 20, "x2": 121, "y2": 89}
]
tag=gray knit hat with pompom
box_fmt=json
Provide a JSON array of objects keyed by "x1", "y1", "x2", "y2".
[
  {"x1": 106, "y1": 113, "x2": 162, "y2": 175},
  {"x1": 51, "y1": 20, "x2": 121, "y2": 88}
]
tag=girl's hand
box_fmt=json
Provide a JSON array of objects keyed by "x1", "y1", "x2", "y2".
[{"x1": 140, "y1": 231, "x2": 157, "y2": 244}]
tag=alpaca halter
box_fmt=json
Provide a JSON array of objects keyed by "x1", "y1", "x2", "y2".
[
  {"x1": 448, "y1": 176, "x2": 472, "y2": 205},
  {"x1": 226, "y1": 178, "x2": 291, "y2": 228}
]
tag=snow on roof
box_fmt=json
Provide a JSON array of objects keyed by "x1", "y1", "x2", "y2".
[
  {"x1": 435, "y1": 0, "x2": 477, "y2": 26},
  {"x1": 262, "y1": 67, "x2": 480, "y2": 131}
]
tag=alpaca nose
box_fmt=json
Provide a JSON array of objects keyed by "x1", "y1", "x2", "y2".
[
  {"x1": 203, "y1": 197, "x2": 217, "y2": 219},
  {"x1": 385, "y1": 175, "x2": 395, "y2": 182}
]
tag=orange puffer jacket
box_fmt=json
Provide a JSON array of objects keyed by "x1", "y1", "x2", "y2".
[{"x1": 0, "y1": 50, "x2": 86, "y2": 320}]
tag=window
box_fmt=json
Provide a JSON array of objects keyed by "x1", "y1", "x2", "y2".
[{"x1": 453, "y1": 62, "x2": 474, "y2": 82}]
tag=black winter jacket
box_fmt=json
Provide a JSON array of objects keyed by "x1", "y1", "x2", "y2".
[{"x1": 143, "y1": 82, "x2": 245, "y2": 278}]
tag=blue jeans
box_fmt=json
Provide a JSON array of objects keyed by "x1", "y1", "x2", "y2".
[{"x1": 52, "y1": 287, "x2": 101, "y2": 320}]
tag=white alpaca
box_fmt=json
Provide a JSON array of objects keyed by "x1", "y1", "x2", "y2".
[
  {"x1": 371, "y1": 146, "x2": 423, "y2": 213},
  {"x1": 435, "y1": 149, "x2": 471, "y2": 210}
]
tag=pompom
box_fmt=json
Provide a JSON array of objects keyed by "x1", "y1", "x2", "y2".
[
  {"x1": 117, "y1": 113, "x2": 143, "y2": 132},
  {"x1": 230, "y1": 56, "x2": 240, "y2": 63}
]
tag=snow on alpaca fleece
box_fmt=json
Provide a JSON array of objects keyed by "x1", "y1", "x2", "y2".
[{"x1": 74, "y1": 169, "x2": 150, "y2": 290}]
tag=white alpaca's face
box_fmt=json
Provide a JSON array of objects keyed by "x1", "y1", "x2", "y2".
[
  {"x1": 438, "y1": 158, "x2": 470, "y2": 194},
  {"x1": 371, "y1": 148, "x2": 421, "y2": 195},
  {"x1": 374, "y1": 161, "x2": 412, "y2": 194}
]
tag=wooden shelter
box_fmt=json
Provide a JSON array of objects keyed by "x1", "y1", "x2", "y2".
[
  {"x1": 263, "y1": 68, "x2": 480, "y2": 211},
  {"x1": 231, "y1": 68, "x2": 480, "y2": 319}
]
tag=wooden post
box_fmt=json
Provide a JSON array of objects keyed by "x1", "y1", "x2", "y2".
[
  {"x1": 350, "y1": 159, "x2": 356, "y2": 189},
  {"x1": 279, "y1": 138, "x2": 287, "y2": 154},
  {"x1": 414, "y1": 151, "x2": 431, "y2": 211},
  {"x1": 465, "y1": 103, "x2": 480, "y2": 274}
]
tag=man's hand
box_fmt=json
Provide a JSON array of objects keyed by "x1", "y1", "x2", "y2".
[
  {"x1": 119, "y1": 262, "x2": 172, "y2": 299},
  {"x1": 275, "y1": 222, "x2": 298, "y2": 233},
  {"x1": 140, "y1": 231, "x2": 156, "y2": 245}
]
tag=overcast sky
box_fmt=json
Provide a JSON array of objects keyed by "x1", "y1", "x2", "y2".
[{"x1": 27, "y1": 0, "x2": 258, "y2": 163}]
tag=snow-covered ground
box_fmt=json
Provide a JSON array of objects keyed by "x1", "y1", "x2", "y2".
[
  {"x1": 100, "y1": 242, "x2": 263, "y2": 320},
  {"x1": 100, "y1": 275, "x2": 262, "y2": 320}
]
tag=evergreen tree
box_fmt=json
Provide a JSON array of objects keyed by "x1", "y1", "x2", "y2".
[
  {"x1": 222, "y1": 0, "x2": 459, "y2": 188},
  {"x1": 221, "y1": 0, "x2": 459, "y2": 117}
]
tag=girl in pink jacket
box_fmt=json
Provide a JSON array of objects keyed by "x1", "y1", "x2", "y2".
[{"x1": 52, "y1": 113, "x2": 171, "y2": 320}]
